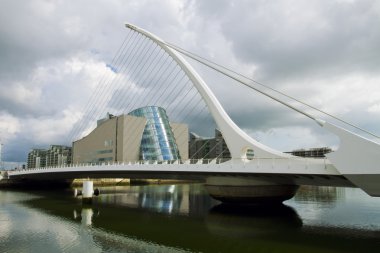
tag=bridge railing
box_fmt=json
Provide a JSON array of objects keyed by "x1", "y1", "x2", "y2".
[{"x1": 14, "y1": 156, "x2": 330, "y2": 173}]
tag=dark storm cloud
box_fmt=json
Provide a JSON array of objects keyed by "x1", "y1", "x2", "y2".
[
  {"x1": 0, "y1": 0, "x2": 132, "y2": 119},
  {"x1": 192, "y1": 0, "x2": 380, "y2": 81},
  {"x1": 0, "y1": 1, "x2": 86, "y2": 78},
  {"x1": 182, "y1": 0, "x2": 380, "y2": 149}
]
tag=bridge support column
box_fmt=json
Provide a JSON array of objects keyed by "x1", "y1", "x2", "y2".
[
  {"x1": 205, "y1": 177, "x2": 299, "y2": 204},
  {"x1": 74, "y1": 180, "x2": 100, "y2": 204},
  {"x1": 82, "y1": 180, "x2": 94, "y2": 204}
]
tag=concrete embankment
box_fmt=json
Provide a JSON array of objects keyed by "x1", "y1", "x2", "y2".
[
  {"x1": 0, "y1": 171, "x2": 73, "y2": 189},
  {"x1": 0, "y1": 171, "x2": 27, "y2": 187},
  {"x1": 0, "y1": 180, "x2": 25, "y2": 187},
  {"x1": 0, "y1": 171, "x2": 11, "y2": 187}
]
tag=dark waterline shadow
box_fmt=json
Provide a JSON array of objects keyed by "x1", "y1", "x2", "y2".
[{"x1": 207, "y1": 203, "x2": 303, "y2": 238}]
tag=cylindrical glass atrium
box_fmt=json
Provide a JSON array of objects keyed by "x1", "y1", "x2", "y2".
[{"x1": 128, "y1": 106, "x2": 181, "y2": 161}]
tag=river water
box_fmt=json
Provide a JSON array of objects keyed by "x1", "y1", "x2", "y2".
[{"x1": 1, "y1": 184, "x2": 379, "y2": 252}]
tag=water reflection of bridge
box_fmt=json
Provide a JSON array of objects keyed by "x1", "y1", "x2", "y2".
[{"x1": 16, "y1": 185, "x2": 380, "y2": 253}]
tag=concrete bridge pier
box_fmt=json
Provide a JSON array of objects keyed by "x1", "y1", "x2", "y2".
[
  {"x1": 82, "y1": 180, "x2": 94, "y2": 204},
  {"x1": 74, "y1": 180, "x2": 100, "y2": 204},
  {"x1": 205, "y1": 176, "x2": 299, "y2": 204}
]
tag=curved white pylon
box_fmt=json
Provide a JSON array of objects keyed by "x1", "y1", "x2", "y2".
[
  {"x1": 317, "y1": 119, "x2": 380, "y2": 196},
  {"x1": 125, "y1": 23, "x2": 288, "y2": 159},
  {"x1": 124, "y1": 24, "x2": 380, "y2": 197}
]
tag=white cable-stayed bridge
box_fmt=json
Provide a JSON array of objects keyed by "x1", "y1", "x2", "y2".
[{"x1": 5, "y1": 23, "x2": 380, "y2": 203}]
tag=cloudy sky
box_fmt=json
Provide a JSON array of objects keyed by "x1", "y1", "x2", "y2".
[{"x1": 1, "y1": 0, "x2": 380, "y2": 165}]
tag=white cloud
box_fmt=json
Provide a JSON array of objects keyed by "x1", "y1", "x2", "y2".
[
  {"x1": 368, "y1": 104, "x2": 380, "y2": 113},
  {"x1": 0, "y1": 82, "x2": 41, "y2": 106},
  {"x1": 248, "y1": 126, "x2": 339, "y2": 152},
  {"x1": 23, "y1": 108, "x2": 82, "y2": 144},
  {"x1": 0, "y1": 111, "x2": 21, "y2": 141}
]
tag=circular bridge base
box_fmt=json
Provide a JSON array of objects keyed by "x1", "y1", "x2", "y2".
[{"x1": 205, "y1": 177, "x2": 299, "y2": 204}]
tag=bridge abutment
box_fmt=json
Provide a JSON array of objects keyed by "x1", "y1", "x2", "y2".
[{"x1": 205, "y1": 177, "x2": 299, "y2": 204}]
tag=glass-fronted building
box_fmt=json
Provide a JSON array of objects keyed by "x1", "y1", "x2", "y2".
[
  {"x1": 72, "y1": 106, "x2": 188, "y2": 164},
  {"x1": 128, "y1": 106, "x2": 181, "y2": 161}
]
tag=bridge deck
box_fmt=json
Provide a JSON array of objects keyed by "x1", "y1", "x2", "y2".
[{"x1": 6, "y1": 158, "x2": 354, "y2": 188}]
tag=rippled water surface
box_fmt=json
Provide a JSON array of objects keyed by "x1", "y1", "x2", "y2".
[{"x1": 1, "y1": 184, "x2": 380, "y2": 252}]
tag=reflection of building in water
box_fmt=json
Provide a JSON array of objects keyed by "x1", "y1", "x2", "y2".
[
  {"x1": 189, "y1": 186, "x2": 219, "y2": 217},
  {"x1": 94, "y1": 184, "x2": 216, "y2": 216},
  {"x1": 96, "y1": 185, "x2": 189, "y2": 215},
  {"x1": 98, "y1": 190, "x2": 141, "y2": 208},
  {"x1": 98, "y1": 185, "x2": 213, "y2": 216},
  {"x1": 189, "y1": 129, "x2": 230, "y2": 159},
  {"x1": 294, "y1": 186, "x2": 345, "y2": 204},
  {"x1": 136, "y1": 185, "x2": 184, "y2": 214},
  {"x1": 73, "y1": 107, "x2": 188, "y2": 164}
]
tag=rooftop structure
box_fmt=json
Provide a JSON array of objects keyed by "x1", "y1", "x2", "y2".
[
  {"x1": 285, "y1": 147, "x2": 333, "y2": 158},
  {"x1": 189, "y1": 129, "x2": 231, "y2": 160}
]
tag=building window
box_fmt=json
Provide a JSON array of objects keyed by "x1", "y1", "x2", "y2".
[
  {"x1": 104, "y1": 140, "x2": 113, "y2": 147},
  {"x1": 246, "y1": 149, "x2": 254, "y2": 160},
  {"x1": 128, "y1": 106, "x2": 180, "y2": 161},
  {"x1": 98, "y1": 157, "x2": 113, "y2": 162},
  {"x1": 97, "y1": 149, "x2": 113, "y2": 154}
]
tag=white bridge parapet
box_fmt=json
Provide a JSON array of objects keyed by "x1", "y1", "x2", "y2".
[
  {"x1": 8, "y1": 157, "x2": 337, "y2": 176},
  {"x1": 7, "y1": 157, "x2": 380, "y2": 196}
]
